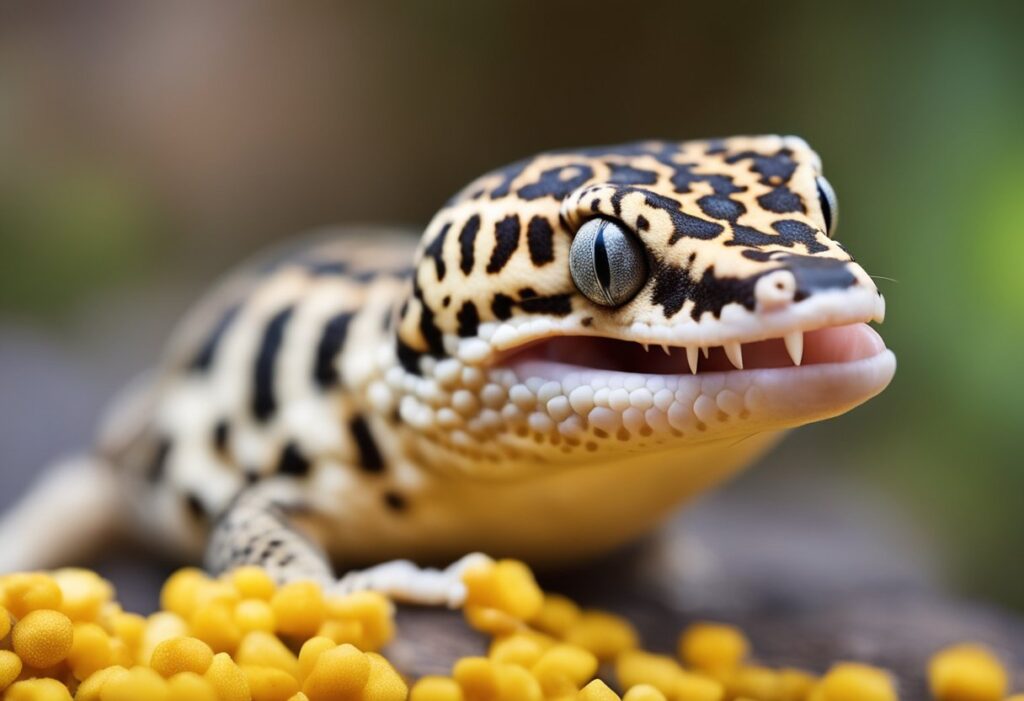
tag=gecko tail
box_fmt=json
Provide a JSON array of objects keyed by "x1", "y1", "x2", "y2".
[{"x1": 0, "y1": 454, "x2": 124, "y2": 573}]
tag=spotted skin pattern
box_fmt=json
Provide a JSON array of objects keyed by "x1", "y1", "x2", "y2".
[{"x1": 92, "y1": 136, "x2": 889, "y2": 581}]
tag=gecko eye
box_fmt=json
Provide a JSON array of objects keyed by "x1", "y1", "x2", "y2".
[
  {"x1": 569, "y1": 218, "x2": 647, "y2": 307},
  {"x1": 816, "y1": 175, "x2": 838, "y2": 235}
]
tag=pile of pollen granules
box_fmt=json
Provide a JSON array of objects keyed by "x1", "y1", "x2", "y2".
[{"x1": 0, "y1": 560, "x2": 1017, "y2": 701}]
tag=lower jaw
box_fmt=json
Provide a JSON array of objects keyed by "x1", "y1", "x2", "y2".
[{"x1": 490, "y1": 323, "x2": 896, "y2": 441}]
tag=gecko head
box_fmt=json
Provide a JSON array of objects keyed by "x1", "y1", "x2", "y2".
[{"x1": 389, "y1": 136, "x2": 894, "y2": 478}]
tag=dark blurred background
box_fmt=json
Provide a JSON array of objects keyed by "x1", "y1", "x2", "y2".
[{"x1": 1, "y1": 2, "x2": 1022, "y2": 611}]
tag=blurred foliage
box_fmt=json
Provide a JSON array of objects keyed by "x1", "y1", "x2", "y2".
[
  {"x1": 0, "y1": 171, "x2": 157, "y2": 316},
  {"x1": 0, "y1": 1, "x2": 1021, "y2": 606}
]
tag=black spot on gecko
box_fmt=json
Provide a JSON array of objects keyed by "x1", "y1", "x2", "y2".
[
  {"x1": 313, "y1": 311, "x2": 354, "y2": 388},
  {"x1": 383, "y1": 491, "x2": 407, "y2": 512},
  {"x1": 526, "y1": 216, "x2": 555, "y2": 266},
  {"x1": 459, "y1": 215, "x2": 481, "y2": 274},
  {"x1": 252, "y1": 306, "x2": 295, "y2": 422},
  {"x1": 185, "y1": 492, "x2": 206, "y2": 521},
  {"x1": 423, "y1": 223, "x2": 450, "y2": 281},
  {"x1": 277, "y1": 442, "x2": 312, "y2": 477},
  {"x1": 757, "y1": 186, "x2": 804, "y2": 214},
  {"x1": 650, "y1": 260, "x2": 760, "y2": 320},
  {"x1": 636, "y1": 215, "x2": 649, "y2": 231},
  {"x1": 396, "y1": 338, "x2": 423, "y2": 374},
  {"x1": 212, "y1": 421, "x2": 230, "y2": 455},
  {"x1": 456, "y1": 301, "x2": 480, "y2": 338},
  {"x1": 607, "y1": 163, "x2": 658, "y2": 185},
  {"x1": 697, "y1": 194, "x2": 746, "y2": 222},
  {"x1": 190, "y1": 303, "x2": 241, "y2": 371},
  {"x1": 517, "y1": 164, "x2": 594, "y2": 200},
  {"x1": 519, "y1": 293, "x2": 573, "y2": 316},
  {"x1": 492, "y1": 293, "x2": 515, "y2": 320},
  {"x1": 442, "y1": 296, "x2": 451, "y2": 308},
  {"x1": 726, "y1": 148, "x2": 797, "y2": 185},
  {"x1": 727, "y1": 220, "x2": 828, "y2": 254},
  {"x1": 350, "y1": 415, "x2": 384, "y2": 473},
  {"x1": 304, "y1": 259, "x2": 349, "y2": 276},
  {"x1": 611, "y1": 187, "x2": 724, "y2": 244},
  {"x1": 147, "y1": 438, "x2": 171, "y2": 483},
  {"x1": 486, "y1": 214, "x2": 520, "y2": 273}
]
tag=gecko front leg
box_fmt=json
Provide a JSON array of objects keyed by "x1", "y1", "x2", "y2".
[
  {"x1": 206, "y1": 488, "x2": 489, "y2": 608},
  {"x1": 205, "y1": 488, "x2": 334, "y2": 585}
]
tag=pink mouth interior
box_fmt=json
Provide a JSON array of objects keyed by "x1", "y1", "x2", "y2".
[{"x1": 495, "y1": 323, "x2": 886, "y2": 374}]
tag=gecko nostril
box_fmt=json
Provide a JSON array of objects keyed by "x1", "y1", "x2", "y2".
[{"x1": 755, "y1": 270, "x2": 797, "y2": 312}]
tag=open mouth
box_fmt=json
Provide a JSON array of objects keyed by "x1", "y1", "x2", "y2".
[{"x1": 495, "y1": 323, "x2": 887, "y2": 376}]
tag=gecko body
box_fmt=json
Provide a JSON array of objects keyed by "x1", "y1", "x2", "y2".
[{"x1": 2, "y1": 136, "x2": 895, "y2": 603}]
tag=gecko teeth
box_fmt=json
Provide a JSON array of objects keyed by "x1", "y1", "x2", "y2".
[
  {"x1": 686, "y1": 346, "x2": 699, "y2": 375},
  {"x1": 724, "y1": 341, "x2": 744, "y2": 370},
  {"x1": 784, "y1": 331, "x2": 804, "y2": 366}
]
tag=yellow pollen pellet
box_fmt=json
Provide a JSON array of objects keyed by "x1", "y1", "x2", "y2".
[
  {"x1": 928, "y1": 643, "x2": 1008, "y2": 701},
  {"x1": 2, "y1": 573, "x2": 63, "y2": 618},
  {"x1": 453, "y1": 657, "x2": 500, "y2": 700},
  {"x1": 190, "y1": 603, "x2": 243, "y2": 654},
  {"x1": 243, "y1": 664, "x2": 301, "y2": 701},
  {"x1": 678, "y1": 621, "x2": 749, "y2": 674},
  {"x1": 531, "y1": 644, "x2": 599, "y2": 689},
  {"x1": 286, "y1": 694, "x2": 311, "y2": 701},
  {"x1": 489, "y1": 633, "x2": 546, "y2": 667},
  {"x1": 167, "y1": 671, "x2": 218, "y2": 701},
  {"x1": 411, "y1": 676, "x2": 464, "y2": 701},
  {"x1": 621, "y1": 684, "x2": 668, "y2": 701},
  {"x1": 316, "y1": 619, "x2": 364, "y2": 646},
  {"x1": 75, "y1": 665, "x2": 129, "y2": 701},
  {"x1": 809, "y1": 662, "x2": 897, "y2": 701},
  {"x1": 529, "y1": 593, "x2": 581, "y2": 637},
  {"x1": 577, "y1": 679, "x2": 622, "y2": 700},
  {"x1": 236, "y1": 631, "x2": 300, "y2": 677},
  {"x1": 498, "y1": 661, "x2": 544, "y2": 700},
  {"x1": 230, "y1": 566, "x2": 278, "y2": 601},
  {"x1": 297, "y1": 636, "x2": 337, "y2": 684},
  {"x1": 464, "y1": 604, "x2": 525, "y2": 636},
  {"x1": 563, "y1": 610, "x2": 639, "y2": 661},
  {"x1": 3, "y1": 677, "x2": 73, "y2": 701},
  {"x1": 51, "y1": 568, "x2": 114, "y2": 623},
  {"x1": 150, "y1": 635, "x2": 215, "y2": 677},
  {"x1": 725, "y1": 665, "x2": 781, "y2": 701},
  {"x1": 107, "y1": 611, "x2": 146, "y2": 656},
  {"x1": 102, "y1": 665, "x2": 172, "y2": 701},
  {"x1": 616, "y1": 650, "x2": 686, "y2": 696},
  {"x1": 160, "y1": 568, "x2": 210, "y2": 619},
  {"x1": 363, "y1": 651, "x2": 410, "y2": 701},
  {"x1": 67, "y1": 622, "x2": 115, "y2": 680},
  {"x1": 325, "y1": 590, "x2": 396, "y2": 651},
  {"x1": 462, "y1": 559, "x2": 544, "y2": 621},
  {"x1": 140, "y1": 611, "x2": 190, "y2": 664},
  {"x1": 777, "y1": 668, "x2": 818, "y2": 701},
  {"x1": 302, "y1": 643, "x2": 370, "y2": 701},
  {"x1": 671, "y1": 671, "x2": 724, "y2": 701},
  {"x1": 271, "y1": 581, "x2": 326, "y2": 638},
  {"x1": 0, "y1": 649, "x2": 24, "y2": 691},
  {"x1": 12, "y1": 608, "x2": 74, "y2": 668},
  {"x1": 0, "y1": 604, "x2": 10, "y2": 640},
  {"x1": 204, "y1": 652, "x2": 252, "y2": 701},
  {"x1": 235, "y1": 598, "x2": 277, "y2": 634}
]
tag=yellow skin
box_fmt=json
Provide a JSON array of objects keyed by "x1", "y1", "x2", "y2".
[{"x1": 0, "y1": 135, "x2": 894, "y2": 605}]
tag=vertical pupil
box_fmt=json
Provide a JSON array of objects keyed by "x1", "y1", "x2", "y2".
[
  {"x1": 593, "y1": 223, "x2": 612, "y2": 293},
  {"x1": 818, "y1": 185, "x2": 833, "y2": 232}
]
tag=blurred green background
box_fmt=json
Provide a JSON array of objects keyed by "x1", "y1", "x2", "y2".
[{"x1": 1, "y1": 2, "x2": 1022, "y2": 608}]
